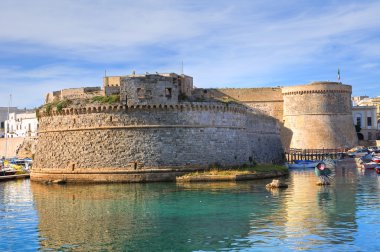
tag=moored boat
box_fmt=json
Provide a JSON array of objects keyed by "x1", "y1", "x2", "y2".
[
  {"x1": 0, "y1": 167, "x2": 17, "y2": 176},
  {"x1": 362, "y1": 162, "x2": 378, "y2": 169},
  {"x1": 288, "y1": 161, "x2": 319, "y2": 169},
  {"x1": 372, "y1": 156, "x2": 380, "y2": 163}
]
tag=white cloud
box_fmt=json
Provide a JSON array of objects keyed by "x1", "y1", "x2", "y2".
[{"x1": 0, "y1": 0, "x2": 380, "y2": 107}]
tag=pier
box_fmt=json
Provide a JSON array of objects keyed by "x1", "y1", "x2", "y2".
[
  {"x1": 285, "y1": 148, "x2": 348, "y2": 162},
  {"x1": 0, "y1": 174, "x2": 30, "y2": 182}
]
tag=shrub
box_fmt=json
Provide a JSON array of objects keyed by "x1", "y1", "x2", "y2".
[{"x1": 92, "y1": 95, "x2": 120, "y2": 104}]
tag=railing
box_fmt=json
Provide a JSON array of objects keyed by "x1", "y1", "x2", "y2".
[{"x1": 285, "y1": 148, "x2": 348, "y2": 163}]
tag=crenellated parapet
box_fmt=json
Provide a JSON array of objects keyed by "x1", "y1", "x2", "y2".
[
  {"x1": 38, "y1": 102, "x2": 259, "y2": 118},
  {"x1": 282, "y1": 89, "x2": 351, "y2": 96}
]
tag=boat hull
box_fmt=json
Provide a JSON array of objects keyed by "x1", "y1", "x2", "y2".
[{"x1": 288, "y1": 162, "x2": 319, "y2": 169}]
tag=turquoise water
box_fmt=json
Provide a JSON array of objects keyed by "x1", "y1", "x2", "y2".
[{"x1": 1, "y1": 164, "x2": 380, "y2": 251}]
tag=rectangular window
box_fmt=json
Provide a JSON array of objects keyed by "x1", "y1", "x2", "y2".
[
  {"x1": 368, "y1": 117, "x2": 372, "y2": 126},
  {"x1": 165, "y1": 88, "x2": 172, "y2": 98},
  {"x1": 145, "y1": 90, "x2": 152, "y2": 99},
  {"x1": 137, "y1": 88, "x2": 145, "y2": 99}
]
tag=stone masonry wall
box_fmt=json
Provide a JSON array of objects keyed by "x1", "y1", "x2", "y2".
[
  {"x1": 120, "y1": 75, "x2": 179, "y2": 106},
  {"x1": 282, "y1": 82, "x2": 358, "y2": 149},
  {"x1": 196, "y1": 88, "x2": 284, "y2": 121},
  {"x1": 33, "y1": 102, "x2": 283, "y2": 175}
]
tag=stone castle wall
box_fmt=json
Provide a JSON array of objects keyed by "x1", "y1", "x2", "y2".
[
  {"x1": 213, "y1": 88, "x2": 284, "y2": 121},
  {"x1": 45, "y1": 87, "x2": 102, "y2": 103},
  {"x1": 120, "y1": 75, "x2": 179, "y2": 106},
  {"x1": 282, "y1": 82, "x2": 358, "y2": 149},
  {"x1": 31, "y1": 102, "x2": 284, "y2": 182}
]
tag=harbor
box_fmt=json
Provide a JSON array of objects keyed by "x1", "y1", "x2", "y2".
[
  {"x1": 1, "y1": 159, "x2": 379, "y2": 251},
  {"x1": 1, "y1": 1, "x2": 380, "y2": 251}
]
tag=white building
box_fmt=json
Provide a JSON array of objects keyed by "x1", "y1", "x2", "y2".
[
  {"x1": 352, "y1": 106, "x2": 378, "y2": 140},
  {"x1": 4, "y1": 111, "x2": 38, "y2": 138}
]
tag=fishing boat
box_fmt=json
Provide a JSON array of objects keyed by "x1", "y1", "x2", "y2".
[
  {"x1": 361, "y1": 162, "x2": 378, "y2": 169},
  {"x1": 288, "y1": 160, "x2": 319, "y2": 169},
  {"x1": 0, "y1": 166, "x2": 17, "y2": 176},
  {"x1": 372, "y1": 156, "x2": 380, "y2": 163}
]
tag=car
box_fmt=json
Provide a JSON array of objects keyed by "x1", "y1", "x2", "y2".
[{"x1": 347, "y1": 147, "x2": 369, "y2": 158}]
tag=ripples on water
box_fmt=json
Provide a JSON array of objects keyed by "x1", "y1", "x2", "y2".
[{"x1": 1, "y1": 163, "x2": 380, "y2": 251}]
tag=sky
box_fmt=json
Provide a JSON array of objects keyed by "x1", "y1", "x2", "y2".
[{"x1": 0, "y1": 0, "x2": 380, "y2": 108}]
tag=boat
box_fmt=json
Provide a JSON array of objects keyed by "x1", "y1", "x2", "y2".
[
  {"x1": 360, "y1": 153, "x2": 374, "y2": 163},
  {"x1": 294, "y1": 160, "x2": 315, "y2": 164},
  {"x1": 348, "y1": 147, "x2": 369, "y2": 158},
  {"x1": 0, "y1": 167, "x2": 17, "y2": 176},
  {"x1": 288, "y1": 161, "x2": 319, "y2": 169},
  {"x1": 361, "y1": 162, "x2": 378, "y2": 169},
  {"x1": 372, "y1": 156, "x2": 380, "y2": 163}
]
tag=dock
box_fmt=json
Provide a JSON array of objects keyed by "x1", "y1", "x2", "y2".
[{"x1": 0, "y1": 174, "x2": 30, "y2": 182}]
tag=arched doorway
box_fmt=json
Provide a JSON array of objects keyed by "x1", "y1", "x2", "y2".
[{"x1": 357, "y1": 133, "x2": 364, "y2": 140}]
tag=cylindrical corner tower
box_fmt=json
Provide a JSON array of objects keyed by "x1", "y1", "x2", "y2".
[{"x1": 282, "y1": 82, "x2": 358, "y2": 150}]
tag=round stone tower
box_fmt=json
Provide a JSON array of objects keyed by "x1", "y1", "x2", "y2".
[{"x1": 282, "y1": 82, "x2": 358, "y2": 150}]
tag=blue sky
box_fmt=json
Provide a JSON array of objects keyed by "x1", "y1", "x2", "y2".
[{"x1": 1, "y1": 0, "x2": 380, "y2": 108}]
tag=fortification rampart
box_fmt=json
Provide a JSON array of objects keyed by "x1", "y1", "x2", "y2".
[
  {"x1": 192, "y1": 88, "x2": 284, "y2": 121},
  {"x1": 32, "y1": 102, "x2": 284, "y2": 182},
  {"x1": 282, "y1": 82, "x2": 357, "y2": 149},
  {"x1": 215, "y1": 88, "x2": 283, "y2": 121},
  {"x1": 45, "y1": 87, "x2": 102, "y2": 103}
]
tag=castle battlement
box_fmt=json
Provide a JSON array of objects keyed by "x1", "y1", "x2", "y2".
[{"x1": 39, "y1": 101, "x2": 265, "y2": 118}]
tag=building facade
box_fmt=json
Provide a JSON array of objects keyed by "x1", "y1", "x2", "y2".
[
  {"x1": 352, "y1": 106, "x2": 378, "y2": 140},
  {"x1": 4, "y1": 111, "x2": 38, "y2": 138},
  {"x1": 352, "y1": 96, "x2": 380, "y2": 139}
]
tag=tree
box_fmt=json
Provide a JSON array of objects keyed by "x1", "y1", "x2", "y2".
[{"x1": 355, "y1": 122, "x2": 361, "y2": 133}]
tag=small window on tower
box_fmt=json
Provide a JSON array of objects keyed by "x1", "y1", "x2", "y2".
[
  {"x1": 145, "y1": 90, "x2": 152, "y2": 99},
  {"x1": 165, "y1": 88, "x2": 172, "y2": 98},
  {"x1": 137, "y1": 88, "x2": 145, "y2": 99}
]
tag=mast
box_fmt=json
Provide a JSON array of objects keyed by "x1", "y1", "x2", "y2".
[{"x1": 4, "y1": 94, "x2": 11, "y2": 158}]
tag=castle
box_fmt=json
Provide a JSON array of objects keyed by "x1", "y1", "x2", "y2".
[{"x1": 31, "y1": 73, "x2": 357, "y2": 183}]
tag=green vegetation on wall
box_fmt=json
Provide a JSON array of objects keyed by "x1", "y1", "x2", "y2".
[
  {"x1": 42, "y1": 100, "x2": 72, "y2": 116},
  {"x1": 91, "y1": 95, "x2": 120, "y2": 104}
]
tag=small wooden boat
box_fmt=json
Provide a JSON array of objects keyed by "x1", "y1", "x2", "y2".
[
  {"x1": 360, "y1": 153, "x2": 374, "y2": 163},
  {"x1": 294, "y1": 160, "x2": 315, "y2": 164},
  {"x1": 0, "y1": 167, "x2": 17, "y2": 176},
  {"x1": 372, "y1": 156, "x2": 380, "y2": 163},
  {"x1": 362, "y1": 162, "x2": 378, "y2": 169},
  {"x1": 288, "y1": 161, "x2": 319, "y2": 169}
]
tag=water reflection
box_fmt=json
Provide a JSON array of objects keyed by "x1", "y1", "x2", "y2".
[
  {"x1": 26, "y1": 162, "x2": 380, "y2": 251},
  {"x1": 0, "y1": 180, "x2": 39, "y2": 251},
  {"x1": 32, "y1": 182, "x2": 264, "y2": 251}
]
